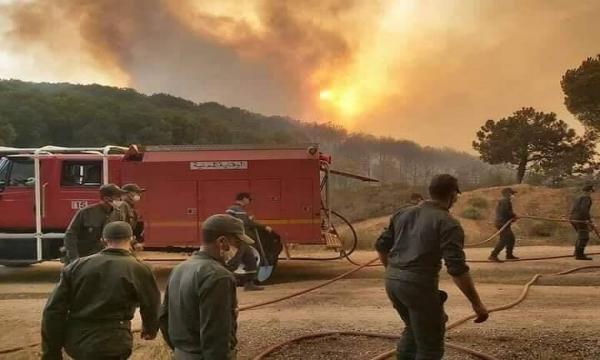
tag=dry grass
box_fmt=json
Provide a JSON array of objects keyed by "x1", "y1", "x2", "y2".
[{"x1": 351, "y1": 184, "x2": 599, "y2": 248}]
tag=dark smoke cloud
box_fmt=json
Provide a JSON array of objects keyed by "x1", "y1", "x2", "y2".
[{"x1": 2, "y1": 0, "x2": 600, "y2": 151}]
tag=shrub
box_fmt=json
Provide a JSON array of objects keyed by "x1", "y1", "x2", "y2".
[
  {"x1": 461, "y1": 207, "x2": 483, "y2": 220},
  {"x1": 524, "y1": 220, "x2": 557, "y2": 237},
  {"x1": 467, "y1": 196, "x2": 489, "y2": 209}
]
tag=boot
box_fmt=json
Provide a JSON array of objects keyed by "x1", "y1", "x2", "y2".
[
  {"x1": 488, "y1": 254, "x2": 504, "y2": 263},
  {"x1": 575, "y1": 248, "x2": 593, "y2": 261},
  {"x1": 244, "y1": 281, "x2": 264, "y2": 291},
  {"x1": 506, "y1": 253, "x2": 520, "y2": 260}
]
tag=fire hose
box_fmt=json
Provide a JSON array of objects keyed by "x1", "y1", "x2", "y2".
[
  {"x1": 1, "y1": 216, "x2": 598, "y2": 356},
  {"x1": 251, "y1": 264, "x2": 600, "y2": 360}
]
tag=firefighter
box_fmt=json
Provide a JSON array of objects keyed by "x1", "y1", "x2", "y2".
[
  {"x1": 160, "y1": 214, "x2": 249, "y2": 360},
  {"x1": 41, "y1": 221, "x2": 160, "y2": 360},
  {"x1": 226, "y1": 192, "x2": 280, "y2": 291},
  {"x1": 570, "y1": 184, "x2": 595, "y2": 260},
  {"x1": 63, "y1": 184, "x2": 128, "y2": 264},
  {"x1": 375, "y1": 174, "x2": 488, "y2": 359},
  {"x1": 121, "y1": 183, "x2": 146, "y2": 251},
  {"x1": 488, "y1": 188, "x2": 519, "y2": 262}
]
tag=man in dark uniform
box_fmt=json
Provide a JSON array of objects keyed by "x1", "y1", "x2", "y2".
[
  {"x1": 226, "y1": 192, "x2": 280, "y2": 291},
  {"x1": 121, "y1": 183, "x2": 146, "y2": 251},
  {"x1": 376, "y1": 174, "x2": 489, "y2": 360},
  {"x1": 489, "y1": 188, "x2": 519, "y2": 262},
  {"x1": 160, "y1": 214, "x2": 251, "y2": 359},
  {"x1": 570, "y1": 184, "x2": 595, "y2": 260},
  {"x1": 63, "y1": 184, "x2": 128, "y2": 264},
  {"x1": 41, "y1": 221, "x2": 161, "y2": 360}
]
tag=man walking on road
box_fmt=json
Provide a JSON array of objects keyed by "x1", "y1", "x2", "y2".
[
  {"x1": 160, "y1": 214, "x2": 252, "y2": 359},
  {"x1": 376, "y1": 174, "x2": 489, "y2": 360},
  {"x1": 41, "y1": 221, "x2": 161, "y2": 360},
  {"x1": 570, "y1": 184, "x2": 595, "y2": 260},
  {"x1": 63, "y1": 184, "x2": 128, "y2": 264},
  {"x1": 489, "y1": 188, "x2": 519, "y2": 262}
]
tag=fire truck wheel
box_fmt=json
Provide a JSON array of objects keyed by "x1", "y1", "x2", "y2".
[{"x1": 254, "y1": 229, "x2": 282, "y2": 283}]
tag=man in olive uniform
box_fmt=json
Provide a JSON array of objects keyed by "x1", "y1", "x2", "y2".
[
  {"x1": 160, "y1": 214, "x2": 252, "y2": 360},
  {"x1": 226, "y1": 192, "x2": 279, "y2": 291},
  {"x1": 63, "y1": 184, "x2": 127, "y2": 264},
  {"x1": 570, "y1": 184, "x2": 595, "y2": 260},
  {"x1": 121, "y1": 183, "x2": 147, "y2": 251},
  {"x1": 489, "y1": 188, "x2": 519, "y2": 262},
  {"x1": 376, "y1": 174, "x2": 489, "y2": 359},
  {"x1": 41, "y1": 221, "x2": 161, "y2": 360}
]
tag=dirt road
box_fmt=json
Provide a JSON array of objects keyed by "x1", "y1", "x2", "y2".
[{"x1": 1, "y1": 246, "x2": 600, "y2": 359}]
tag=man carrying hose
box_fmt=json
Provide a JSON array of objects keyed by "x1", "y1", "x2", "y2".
[
  {"x1": 570, "y1": 184, "x2": 595, "y2": 260},
  {"x1": 376, "y1": 174, "x2": 489, "y2": 360},
  {"x1": 488, "y1": 188, "x2": 519, "y2": 262}
]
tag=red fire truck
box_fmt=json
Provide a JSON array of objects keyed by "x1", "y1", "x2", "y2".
[{"x1": 0, "y1": 144, "x2": 375, "y2": 271}]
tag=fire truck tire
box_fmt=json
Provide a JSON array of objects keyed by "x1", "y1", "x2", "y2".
[{"x1": 254, "y1": 228, "x2": 283, "y2": 283}]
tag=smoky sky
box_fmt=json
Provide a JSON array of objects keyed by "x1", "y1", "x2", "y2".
[{"x1": 1, "y1": 0, "x2": 599, "y2": 151}]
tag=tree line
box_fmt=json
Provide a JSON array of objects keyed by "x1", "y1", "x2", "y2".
[
  {"x1": 473, "y1": 55, "x2": 600, "y2": 184},
  {"x1": 0, "y1": 79, "x2": 513, "y2": 190}
]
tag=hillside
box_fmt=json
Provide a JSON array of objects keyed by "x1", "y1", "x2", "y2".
[
  {"x1": 0, "y1": 80, "x2": 513, "y2": 190},
  {"x1": 350, "y1": 185, "x2": 596, "y2": 249}
]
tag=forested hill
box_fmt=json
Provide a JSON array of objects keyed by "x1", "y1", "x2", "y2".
[{"x1": 0, "y1": 80, "x2": 512, "y2": 189}]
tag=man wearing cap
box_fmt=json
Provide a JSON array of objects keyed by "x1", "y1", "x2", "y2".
[
  {"x1": 63, "y1": 184, "x2": 128, "y2": 264},
  {"x1": 489, "y1": 188, "x2": 519, "y2": 262},
  {"x1": 41, "y1": 221, "x2": 161, "y2": 360},
  {"x1": 226, "y1": 192, "x2": 280, "y2": 291},
  {"x1": 570, "y1": 184, "x2": 595, "y2": 260},
  {"x1": 160, "y1": 214, "x2": 252, "y2": 359},
  {"x1": 376, "y1": 174, "x2": 489, "y2": 359},
  {"x1": 121, "y1": 183, "x2": 147, "y2": 251}
]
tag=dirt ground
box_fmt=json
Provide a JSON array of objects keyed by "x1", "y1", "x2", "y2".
[{"x1": 1, "y1": 246, "x2": 600, "y2": 360}]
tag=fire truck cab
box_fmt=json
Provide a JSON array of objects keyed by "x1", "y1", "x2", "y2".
[{"x1": 0, "y1": 145, "x2": 361, "y2": 268}]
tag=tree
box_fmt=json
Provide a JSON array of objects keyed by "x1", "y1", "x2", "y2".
[
  {"x1": 0, "y1": 119, "x2": 16, "y2": 146},
  {"x1": 473, "y1": 107, "x2": 594, "y2": 183},
  {"x1": 562, "y1": 55, "x2": 600, "y2": 129}
]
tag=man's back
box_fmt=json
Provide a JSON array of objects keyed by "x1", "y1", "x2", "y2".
[
  {"x1": 66, "y1": 248, "x2": 158, "y2": 321},
  {"x1": 161, "y1": 251, "x2": 237, "y2": 359},
  {"x1": 375, "y1": 201, "x2": 469, "y2": 278},
  {"x1": 571, "y1": 194, "x2": 592, "y2": 220},
  {"x1": 42, "y1": 248, "x2": 160, "y2": 359},
  {"x1": 495, "y1": 197, "x2": 515, "y2": 226}
]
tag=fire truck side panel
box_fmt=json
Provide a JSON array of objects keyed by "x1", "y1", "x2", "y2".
[
  {"x1": 120, "y1": 150, "x2": 322, "y2": 247},
  {"x1": 142, "y1": 180, "x2": 199, "y2": 248}
]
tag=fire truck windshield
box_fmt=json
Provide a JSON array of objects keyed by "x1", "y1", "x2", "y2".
[{"x1": 8, "y1": 160, "x2": 34, "y2": 186}]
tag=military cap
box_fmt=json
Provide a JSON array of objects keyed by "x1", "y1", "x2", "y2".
[
  {"x1": 103, "y1": 221, "x2": 133, "y2": 241},
  {"x1": 429, "y1": 174, "x2": 461, "y2": 197},
  {"x1": 583, "y1": 184, "x2": 595, "y2": 192},
  {"x1": 122, "y1": 183, "x2": 147, "y2": 193},
  {"x1": 99, "y1": 183, "x2": 128, "y2": 198},
  {"x1": 203, "y1": 214, "x2": 255, "y2": 244},
  {"x1": 502, "y1": 187, "x2": 517, "y2": 196}
]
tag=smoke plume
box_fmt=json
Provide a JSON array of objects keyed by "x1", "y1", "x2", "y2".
[{"x1": 1, "y1": 0, "x2": 600, "y2": 150}]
